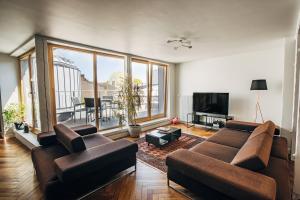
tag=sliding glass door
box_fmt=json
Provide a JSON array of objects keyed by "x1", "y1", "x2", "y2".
[
  {"x1": 131, "y1": 61, "x2": 149, "y2": 119},
  {"x1": 96, "y1": 54, "x2": 125, "y2": 130},
  {"x1": 151, "y1": 64, "x2": 166, "y2": 117}
]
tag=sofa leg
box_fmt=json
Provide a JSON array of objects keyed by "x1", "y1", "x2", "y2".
[{"x1": 167, "y1": 179, "x2": 170, "y2": 187}]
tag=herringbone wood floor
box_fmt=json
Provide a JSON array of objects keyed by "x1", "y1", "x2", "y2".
[{"x1": 0, "y1": 124, "x2": 214, "y2": 200}]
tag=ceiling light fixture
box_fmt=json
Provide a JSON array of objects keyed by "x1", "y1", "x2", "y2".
[{"x1": 167, "y1": 37, "x2": 192, "y2": 50}]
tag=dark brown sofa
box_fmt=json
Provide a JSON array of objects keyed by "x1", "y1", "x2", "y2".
[
  {"x1": 166, "y1": 120, "x2": 290, "y2": 200},
  {"x1": 31, "y1": 124, "x2": 138, "y2": 200}
]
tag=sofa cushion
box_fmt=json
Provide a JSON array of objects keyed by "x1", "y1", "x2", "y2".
[
  {"x1": 31, "y1": 145, "x2": 68, "y2": 191},
  {"x1": 37, "y1": 131, "x2": 57, "y2": 146},
  {"x1": 190, "y1": 141, "x2": 239, "y2": 163},
  {"x1": 231, "y1": 133, "x2": 273, "y2": 171},
  {"x1": 54, "y1": 124, "x2": 86, "y2": 153},
  {"x1": 72, "y1": 124, "x2": 97, "y2": 136},
  {"x1": 259, "y1": 156, "x2": 291, "y2": 200},
  {"x1": 249, "y1": 121, "x2": 275, "y2": 140},
  {"x1": 207, "y1": 128, "x2": 250, "y2": 148},
  {"x1": 271, "y1": 136, "x2": 288, "y2": 160},
  {"x1": 83, "y1": 133, "x2": 113, "y2": 149}
]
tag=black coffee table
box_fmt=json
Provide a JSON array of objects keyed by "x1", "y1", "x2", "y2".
[{"x1": 145, "y1": 127, "x2": 181, "y2": 148}]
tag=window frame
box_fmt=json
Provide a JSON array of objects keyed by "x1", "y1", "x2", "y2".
[
  {"x1": 131, "y1": 58, "x2": 168, "y2": 122},
  {"x1": 18, "y1": 48, "x2": 40, "y2": 133},
  {"x1": 48, "y1": 43, "x2": 127, "y2": 130},
  {"x1": 48, "y1": 43, "x2": 168, "y2": 131}
]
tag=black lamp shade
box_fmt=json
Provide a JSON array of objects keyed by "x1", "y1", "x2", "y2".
[{"x1": 250, "y1": 79, "x2": 267, "y2": 90}]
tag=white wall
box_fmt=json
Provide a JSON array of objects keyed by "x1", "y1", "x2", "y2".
[
  {"x1": 0, "y1": 53, "x2": 19, "y2": 107},
  {"x1": 176, "y1": 43, "x2": 285, "y2": 125}
]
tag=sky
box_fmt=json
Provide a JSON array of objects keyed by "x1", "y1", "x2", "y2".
[{"x1": 54, "y1": 48, "x2": 147, "y2": 83}]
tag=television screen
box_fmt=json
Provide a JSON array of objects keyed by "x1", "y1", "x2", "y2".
[{"x1": 193, "y1": 93, "x2": 229, "y2": 115}]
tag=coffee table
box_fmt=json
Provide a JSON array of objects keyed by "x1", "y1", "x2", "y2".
[{"x1": 145, "y1": 127, "x2": 181, "y2": 148}]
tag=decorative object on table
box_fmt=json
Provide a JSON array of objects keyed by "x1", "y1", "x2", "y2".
[
  {"x1": 117, "y1": 76, "x2": 144, "y2": 137},
  {"x1": 171, "y1": 117, "x2": 179, "y2": 125},
  {"x1": 3, "y1": 103, "x2": 25, "y2": 131},
  {"x1": 136, "y1": 133, "x2": 205, "y2": 172},
  {"x1": 250, "y1": 79, "x2": 268, "y2": 123},
  {"x1": 23, "y1": 123, "x2": 29, "y2": 133}
]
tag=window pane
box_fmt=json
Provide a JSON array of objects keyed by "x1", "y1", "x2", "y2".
[
  {"x1": 151, "y1": 64, "x2": 165, "y2": 116},
  {"x1": 96, "y1": 55, "x2": 125, "y2": 129},
  {"x1": 52, "y1": 48, "x2": 94, "y2": 127},
  {"x1": 30, "y1": 52, "x2": 41, "y2": 129},
  {"x1": 20, "y1": 58, "x2": 33, "y2": 126},
  {"x1": 131, "y1": 61, "x2": 148, "y2": 118}
]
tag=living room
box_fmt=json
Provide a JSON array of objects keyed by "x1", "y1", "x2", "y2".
[{"x1": 0, "y1": 0, "x2": 300, "y2": 199}]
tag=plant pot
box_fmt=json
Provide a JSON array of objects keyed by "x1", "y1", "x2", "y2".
[
  {"x1": 14, "y1": 122, "x2": 24, "y2": 130},
  {"x1": 128, "y1": 124, "x2": 141, "y2": 138}
]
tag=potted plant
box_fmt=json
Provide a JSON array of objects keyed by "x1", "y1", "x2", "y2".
[
  {"x1": 3, "y1": 103, "x2": 25, "y2": 131},
  {"x1": 117, "y1": 76, "x2": 144, "y2": 137}
]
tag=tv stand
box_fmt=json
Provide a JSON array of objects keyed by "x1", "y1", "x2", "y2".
[{"x1": 186, "y1": 112, "x2": 234, "y2": 129}]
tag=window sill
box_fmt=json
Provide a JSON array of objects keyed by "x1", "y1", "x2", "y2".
[
  {"x1": 14, "y1": 117, "x2": 171, "y2": 149},
  {"x1": 14, "y1": 130, "x2": 40, "y2": 149},
  {"x1": 100, "y1": 117, "x2": 171, "y2": 139}
]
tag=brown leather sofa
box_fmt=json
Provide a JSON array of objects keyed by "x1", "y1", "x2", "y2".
[
  {"x1": 31, "y1": 124, "x2": 138, "y2": 200},
  {"x1": 166, "y1": 120, "x2": 290, "y2": 200}
]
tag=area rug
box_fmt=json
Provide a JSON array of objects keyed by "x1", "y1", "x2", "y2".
[{"x1": 136, "y1": 133, "x2": 206, "y2": 172}]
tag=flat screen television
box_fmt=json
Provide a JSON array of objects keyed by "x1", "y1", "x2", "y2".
[{"x1": 193, "y1": 93, "x2": 229, "y2": 115}]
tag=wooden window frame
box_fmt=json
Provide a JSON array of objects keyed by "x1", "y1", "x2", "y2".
[
  {"x1": 131, "y1": 58, "x2": 168, "y2": 123},
  {"x1": 48, "y1": 43, "x2": 127, "y2": 130},
  {"x1": 18, "y1": 48, "x2": 40, "y2": 133},
  {"x1": 48, "y1": 43, "x2": 168, "y2": 130}
]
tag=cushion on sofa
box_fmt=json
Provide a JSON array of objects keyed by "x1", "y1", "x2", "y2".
[
  {"x1": 271, "y1": 136, "x2": 288, "y2": 160},
  {"x1": 207, "y1": 128, "x2": 250, "y2": 148},
  {"x1": 54, "y1": 124, "x2": 86, "y2": 153},
  {"x1": 231, "y1": 133, "x2": 273, "y2": 171},
  {"x1": 249, "y1": 121, "x2": 275, "y2": 140},
  {"x1": 72, "y1": 124, "x2": 97, "y2": 136},
  {"x1": 83, "y1": 133, "x2": 113, "y2": 149},
  {"x1": 190, "y1": 141, "x2": 239, "y2": 163}
]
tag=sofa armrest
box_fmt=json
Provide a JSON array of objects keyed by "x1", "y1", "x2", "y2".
[
  {"x1": 54, "y1": 139, "x2": 138, "y2": 182},
  {"x1": 71, "y1": 124, "x2": 97, "y2": 136},
  {"x1": 226, "y1": 120, "x2": 280, "y2": 135},
  {"x1": 166, "y1": 149, "x2": 276, "y2": 200},
  {"x1": 37, "y1": 131, "x2": 57, "y2": 146}
]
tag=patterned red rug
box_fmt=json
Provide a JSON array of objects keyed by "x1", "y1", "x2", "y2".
[{"x1": 136, "y1": 133, "x2": 206, "y2": 173}]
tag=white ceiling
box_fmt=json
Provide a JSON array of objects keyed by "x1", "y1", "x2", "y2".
[{"x1": 0, "y1": 0, "x2": 299, "y2": 63}]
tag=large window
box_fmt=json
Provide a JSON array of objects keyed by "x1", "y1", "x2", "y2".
[
  {"x1": 51, "y1": 47, "x2": 95, "y2": 127},
  {"x1": 19, "y1": 50, "x2": 41, "y2": 131},
  {"x1": 49, "y1": 44, "x2": 167, "y2": 130},
  {"x1": 131, "y1": 59, "x2": 167, "y2": 121}
]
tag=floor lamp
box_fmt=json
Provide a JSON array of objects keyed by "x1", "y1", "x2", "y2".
[{"x1": 250, "y1": 79, "x2": 267, "y2": 123}]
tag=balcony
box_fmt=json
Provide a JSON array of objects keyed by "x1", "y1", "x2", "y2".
[{"x1": 55, "y1": 90, "x2": 161, "y2": 130}]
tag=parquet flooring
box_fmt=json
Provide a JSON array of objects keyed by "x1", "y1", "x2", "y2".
[{"x1": 0, "y1": 124, "x2": 214, "y2": 200}]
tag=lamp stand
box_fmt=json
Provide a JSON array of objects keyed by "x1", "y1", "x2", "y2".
[{"x1": 254, "y1": 92, "x2": 264, "y2": 123}]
